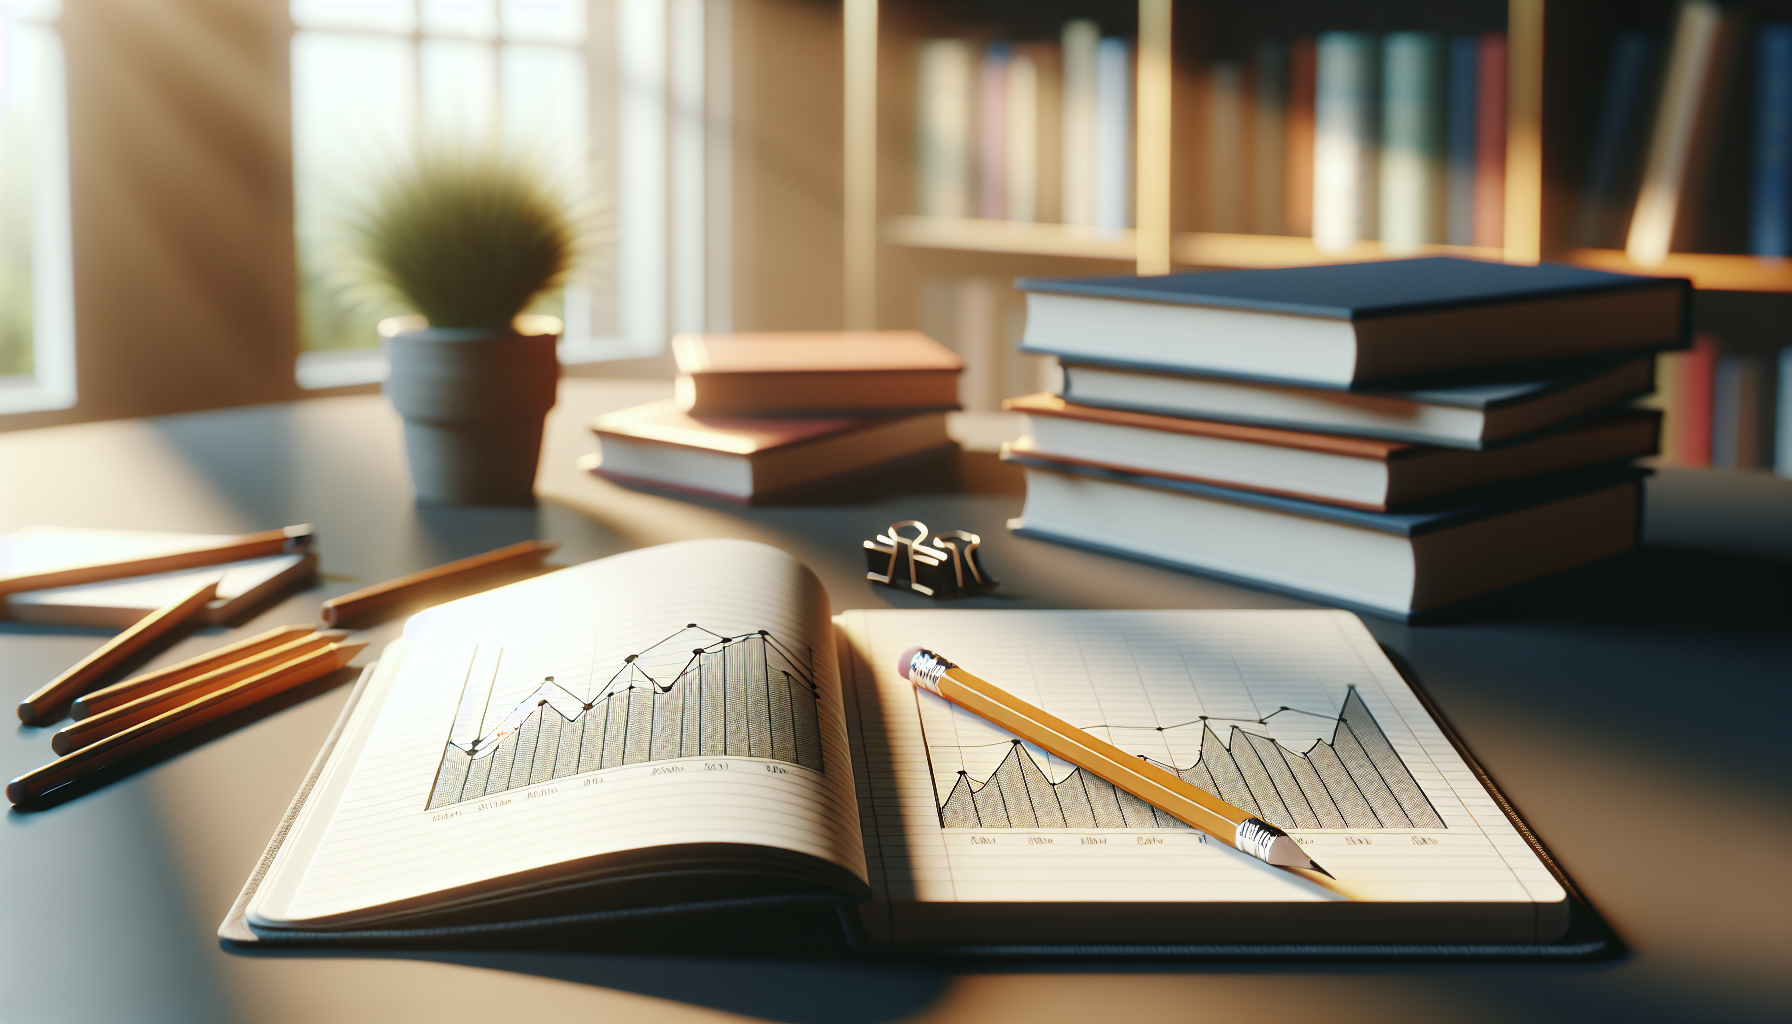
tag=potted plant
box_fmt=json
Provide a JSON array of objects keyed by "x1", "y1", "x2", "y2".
[{"x1": 349, "y1": 145, "x2": 577, "y2": 505}]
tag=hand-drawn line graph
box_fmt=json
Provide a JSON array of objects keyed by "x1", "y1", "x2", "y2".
[
  {"x1": 933, "y1": 688, "x2": 1445, "y2": 831},
  {"x1": 425, "y1": 625, "x2": 821, "y2": 810}
]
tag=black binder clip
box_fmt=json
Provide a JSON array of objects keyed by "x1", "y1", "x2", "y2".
[{"x1": 864, "y1": 520, "x2": 997, "y2": 599}]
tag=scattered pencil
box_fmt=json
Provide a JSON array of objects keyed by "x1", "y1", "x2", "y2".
[
  {"x1": 52, "y1": 631, "x2": 347, "y2": 755},
  {"x1": 71, "y1": 624, "x2": 316, "y2": 719},
  {"x1": 16, "y1": 580, "x2": 219, "y2": 726},
  {"x1": 0, "y1": 524, "x2": 313, "y2": 597},
  {"x1": 7, "y1": 641, "x2": 366, "y2": 805},
  {"x1": 320, "y1": 539, "x2": 558, "y2": 628}
]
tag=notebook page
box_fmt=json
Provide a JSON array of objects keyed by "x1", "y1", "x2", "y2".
[
  {"x1": 839, "y1": 609, "x2": 1565, "y2": 907},
  {"x1": 250, "y1": 539, "x2": 864, "y2": 927}
]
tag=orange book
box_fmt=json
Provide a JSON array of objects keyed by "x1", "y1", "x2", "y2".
[
  {"x1": 671, "y1": 331, "x2": 963, "y2": 417},
  {"x1": 1006, "y1": 392, "x2": 1659, "y2": 512},
  {"x1": 585, "y1": 401, "x2": 954, "y2": 503}
]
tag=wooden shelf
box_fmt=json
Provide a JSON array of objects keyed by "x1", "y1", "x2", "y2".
[
  {"x1": 1564, "y1": 250, "x2": 1792, "y2": 292},
  {"x1": 882, "y1": 219, "x2": 1792, "y2": 291},
  {"x1": 884, "y1": 216, "x2": 1506, "y2": 269}
]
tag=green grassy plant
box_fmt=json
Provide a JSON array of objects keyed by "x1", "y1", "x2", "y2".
[{"x1": 349, "y1": 145, "x2": 577, "y2": 331}]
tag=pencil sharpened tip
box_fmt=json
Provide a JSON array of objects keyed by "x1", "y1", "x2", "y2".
[{"x1": 1309, "y1": 861, "x2": 1336, "y2": 880}]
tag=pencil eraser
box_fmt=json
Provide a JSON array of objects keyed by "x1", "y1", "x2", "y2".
[{"x1": 897, "y1": 647, "x2": 923, "y2": 681}]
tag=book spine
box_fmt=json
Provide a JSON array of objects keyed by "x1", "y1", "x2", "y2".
[
  {"x1": 1060, "y1": 20, "x2": 1099, "y2": 226},
  {"x1": 1252, "y1": 39, "x2": 1288, "y2": 234},
  {"x1": 1208, "y1": 60, "x2": 1244, "y2": 233},
  {"x1": 917, "y1": 39, "x2": 977, "y2": 218},
  {"x1": 1778, "y1": 346, "x2": 1792, "y2": 477},
  {"x1": 1027, "y1": 43, "x2": 1063, "y2": 224},
  {"x1": 1093, "y1": 36, "x2": 1133, "y2": 230},
  {"x1": 1313, "y1": 32, "x2": 1378, "y2": 251},
  {"x1": 1750, "y1": 23, "x2": 1792, "y2": 257},
  {"x1": 1671, "y1": 334, "x2": 1718, "y2": 467},
  {"x1": 1627, "y1": 1, "x2": 1723, "y2": 265},
  {"x1": 1472, "y1": 31, "x2": 1507, "y2": 249},
  {"x1": 1712, "y1": 354, "x2": 1763, "y2": 470},
  {"x1": 1575, "y1": 31, "x2": 1659, "y2": 249},
  {"x1": 1285, "y1": 36, "x2": 1317, "y2": 236},
  {"x1": 1380, "y1": 32, "x2": 1445, "y2": 251},
  {"x1": 979, "y1": 43, "x2": 1010, "y2": 220},
  {"x1": 1006, "y1": 49, "x2": 1039, "y2": 223},
  {"x1": 1445, "y1": 34, "x2": 1479, "y2": 246}
]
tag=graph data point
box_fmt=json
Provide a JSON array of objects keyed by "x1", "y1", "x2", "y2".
[
  {"x1": 687, "y1": 623, "x2": 697, "y2": 628},
  {"x1": 624, "y1": 654, "x2": 637, "y2": 663}
]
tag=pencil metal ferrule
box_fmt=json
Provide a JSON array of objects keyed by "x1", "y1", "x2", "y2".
[
  {"x1": 1235, "y1": 816, "x2": 1290, "y2": 862},
  {"x1": 907, "y1": 649, "x2": 955, "y2": 696}
]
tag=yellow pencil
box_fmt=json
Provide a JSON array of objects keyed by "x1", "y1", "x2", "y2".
[{"x1": 899, "y1": 646, "x2": 1334, "y2": 878}]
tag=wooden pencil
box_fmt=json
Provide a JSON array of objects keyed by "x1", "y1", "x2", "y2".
[
  {"x1": 17, "y1": 580, "x2": 219, "y2": 726},
  {"x1": 52, "y1": 631, "x2": 347, "y2": 755},
  {"x1": 319, "y1": 539, "x2": 558, "y2": 628},
  {"x1": 7, "y1": 641, "x2": 366, "y2": 805},
  {"x1": 70, "y1": 624, "x2": 315, "y2": 719},
  {"x1": 0, "y1": 524, "x2": 314, "y2": 597},
  {"x1": 899, "y1": 646, "x2": 1334, "y2": 878}
]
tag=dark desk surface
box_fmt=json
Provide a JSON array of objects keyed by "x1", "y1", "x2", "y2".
[{"x1": 2, "y1": 380, "x2": 1788, "y2": 1024}]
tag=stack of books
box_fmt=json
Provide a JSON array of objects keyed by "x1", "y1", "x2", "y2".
[
  {"x1": 582, "y1": 332, "x2": 963, "y2": 503},
  {"x1": 1004, "y1": 257, "x2": 1690, "y2": 622}
]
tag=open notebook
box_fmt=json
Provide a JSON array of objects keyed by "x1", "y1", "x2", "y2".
[{"x1": 226, "y1": 539, "x2": 1603, "y2": 957}]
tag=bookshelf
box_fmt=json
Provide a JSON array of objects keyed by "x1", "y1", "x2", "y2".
[{"x1": 845, "y1": 0, "x2": 1792, "y2": 305}]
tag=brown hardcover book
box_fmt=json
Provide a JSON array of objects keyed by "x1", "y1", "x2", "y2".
[
  {"x1": 586, "y1": 400, "x2": 954, "y2": 503},
  {"x1": 672, "y1": 331, "x2": 963, "y2": 417},
  {"x1": 1006, "y1": 393, "x2": 1659, "y2": 511}
]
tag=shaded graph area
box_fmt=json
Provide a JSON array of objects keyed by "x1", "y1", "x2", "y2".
[
  {"x1": 426, "y1": 627, "x2": 821, "y2": 810},
  {"x1": 938, "y1": 688, "x2": 1444, "y2": 830}
]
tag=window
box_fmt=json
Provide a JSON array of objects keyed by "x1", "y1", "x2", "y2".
[
  {"x1": 0, "y1": 0, "x2": 73, "y2": 413},
  {"x1": 291, "y1": 0, "x2": 722, "y2": 389}
]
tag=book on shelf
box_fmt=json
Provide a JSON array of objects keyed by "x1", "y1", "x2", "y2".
[
  {"x1": 1313, "y1": 32, "x2": 1378, "y2": 252},
  {"x1": 1059, "y1": 20, "x2": 1097, "y2": 227},
  {"x1": 1005, "y1": 456, "x2": 1645, "y2": 623},
  {"x1": 916, "y1": 38, "x2": 976, "y2": 219},
  {"x1": 1661, "y1": 334, "x2": 1718, "y2": 467},
  {"x1": 1778, "y1": 346, "x2": 1792, "y2": 477},
  {"x1": 1711, "y1": 352, "x2": 1762, "y2": 470},
  {"x1": 1005, "y1": 393, "x2": 1660, "y2": 513},
  {"x1": 0, "y1": 526, "x2": 317, "y2": 628},
  {"x1": 1017, "y1": 258, "x2": 1689, "y2": 389},
  {"x1": 1055, "y1": 356, "x2": 1655, "y2": 450},
  {"x1": 670, "y1": 330, "x2": 963, "y2": 417},
  {"x1": 1379, "y1": 32, "x2": 1444, "y2": 252},
  {"x1": 1251, "y1": 39, "x2": 1287, "y2": 235},
  {"x1": 1093, "y1": 35, "x2": 1132, "y2": 231},
  {"x1": 1445, "y1": 34, "x2": 1479, "y2": 247},
  {"x1": 1576, "y1": 30, "x2": 1660, "y2": 250},
  {"x1": 223, "y1": 539, "x2": 1604, "y2": 954},
  {"x1": 1752, "y1": 22, "x2": 1792, "y2": 257},
  {"x1": 582, "y1": 401, "x2": 952, "y2": 504},
  {"x1": 1284, "y1": 35, "x2": 1318, "y2": 236},
  {"x1": 1471, "y1": 31, "x2": 1506, "y2": 248}
]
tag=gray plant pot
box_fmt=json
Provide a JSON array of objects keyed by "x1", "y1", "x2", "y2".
[{"x1": 384, "y1": 327, "x2": 560, "y2": 506}]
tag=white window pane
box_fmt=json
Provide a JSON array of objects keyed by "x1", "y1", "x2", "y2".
[
  {"x1": 421, "y1": 0, "x2": 496, "y2": 40},
  {"x1": 499, "y1": 43, "x2": 585, "y2": 182},
  {"x1": 0, "y1": 2, "x2": 74, "y2": 411},
  {"x1": 293, "y1": 31, "x2": 416, "y2": 351},
  {"x1": 422, "y1": 38, "x2": 497, "y2": 139},
  {"x1": 502, "y1": 0, "x2": 584, "y2": 45},
  {"x1": 291, "y1": 0, "x2": 415, "y2": 33}
]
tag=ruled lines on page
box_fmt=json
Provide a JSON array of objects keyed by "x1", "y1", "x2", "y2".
[
  {"x1": 839, "y1": 609, "x2": 1565, "y2": 907},
  {"x1": 251, "y1": 540, "x2": 864, "y2": 928}
]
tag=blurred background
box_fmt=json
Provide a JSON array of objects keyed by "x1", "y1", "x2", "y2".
[{"x1": 0, "y1": 0, "x2": 1786, "y2": 474}]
